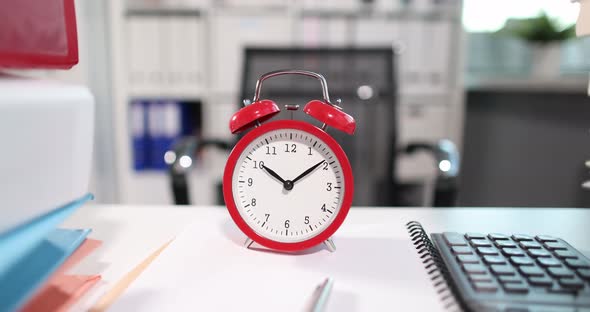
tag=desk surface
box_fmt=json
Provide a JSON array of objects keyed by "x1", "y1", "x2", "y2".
[{"x1": 62, "y1": 205, "x2": 590, "y2": 309}]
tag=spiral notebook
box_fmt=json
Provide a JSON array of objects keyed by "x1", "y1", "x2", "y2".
[{"x1": 108, "y1": 213, "x2": 451, "y2": 311}]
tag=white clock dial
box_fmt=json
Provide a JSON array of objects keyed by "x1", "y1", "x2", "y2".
[{"x1": 232, "y1": 129, "x2": 344, "y2": 243}]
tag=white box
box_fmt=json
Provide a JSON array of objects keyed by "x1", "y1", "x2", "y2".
[{"x1": 0, "y1": 75, "x2": 94, "y2": 233}]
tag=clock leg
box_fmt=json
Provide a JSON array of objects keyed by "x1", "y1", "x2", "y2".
[
  {"x1": 324, "y1": 238, "x2": 336, "y2": 252},
  {"x1": 244, "y1": 238, "x2": 254, "y2": 249}
]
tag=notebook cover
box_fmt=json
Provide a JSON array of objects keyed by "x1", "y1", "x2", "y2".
[
  {"x1": 0, "y1": 193, "x2": 93, "y2": 277},
  {"x1": 0, "y1": 228, "x2": 91, "y2": 312}
]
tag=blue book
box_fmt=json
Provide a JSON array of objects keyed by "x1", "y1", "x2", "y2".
[
  {"x1": 0, "y1": 193, "x2": 93, "y2": 277},
  {"x1": 0, "y1": 228, "x2": 91, "y2": 312}
]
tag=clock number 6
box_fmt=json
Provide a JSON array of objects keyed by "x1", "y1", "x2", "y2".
[
  {"x1": 284, "y1": 220, "x2": 290, "y2": 228},
  {"x1": 326, "y1": 182, "x2": 332, "y2": 191}
]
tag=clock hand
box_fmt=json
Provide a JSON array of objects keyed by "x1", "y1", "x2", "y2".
[
  {"x1": 291, "y1": 160, "x2": 326, "y2": 184},
  {"x1": 260, "y1": 163, "x2": 287, "y2": 185}
]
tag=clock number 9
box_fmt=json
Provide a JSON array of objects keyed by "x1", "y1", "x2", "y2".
[
  {"x1": 247, "y1": 178, "x2": 253, "y2": 186},
  {"x1": 253, "y1": 160, "x2": 264, "y2": 169},
  {"x1": 326, "y1": 182, "x2": 332, "y2": 191},
  {"x1": 284, "y1": 220, "x2": 290, "y2": 228}
]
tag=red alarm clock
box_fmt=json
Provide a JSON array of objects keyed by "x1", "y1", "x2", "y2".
[{"x1": 223, "y1": 70, "x2": 355, "y2": 252}]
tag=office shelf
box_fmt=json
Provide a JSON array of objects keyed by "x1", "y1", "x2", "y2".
[
  {"x1": 466, "y1": 75, "x2": 588, "y2": 93},
  {"x1": 101, "y1": 0, "x2": 465, "y2": 205}
]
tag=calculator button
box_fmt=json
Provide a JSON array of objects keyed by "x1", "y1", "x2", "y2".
[
  {"x1": 512, "y1": 234, "x2": 534, "y2": 242},
  {"x1": 519, "y1": 266, "x2": 545, "y2": 277},
  {"x1": 498, "y1": 275, "x2": 524, "y2": 284},
  {"x1": 451, "y1": 246, "x2": 473, "y2": 255},
  {"x1": 536, "y1": 235, "x2": 558, "y2": 242},
  {"x1": 472, "y1": 281, "x2": 498, "y2": 293},
  {"x1": 564, "y1": 259, "x2": 590, "y2": 269},
  {"x1": 469, "y1": 274, "x2": 493, "y2": 283},
  {"x1": 496, "y1": 240, "x2": 518, "y2": 248},
  {"x1": 547, "y1": 285, "x2": 578, "y2": 294},
  {"x1": 504, "y1": 248, "x2": 526, "y2": 257},
  {"x1": 477, "y1": 247, "x2": 499, "y2": 255},
  {"x1": 443, "y1": 232, "x2": 468, "y2": 246},
  {"x1": 483, "y1": 255, "x2": 506, "y2": 265},
  {"x1": 488, "y1": 233, "x2": 510, "y2": 241},
  {"x1": 457, "y1": 254, "x2": 480, "y2": 264},
  {"x1": 465, "y1": 233, "x2": 486, "y2": 240},
  {"x1": 490, "y1": 265, "x2": 515, "y2": 276},
  {"x1": 558, "y1": 277, "x2": 585, "y2": 290},
  {"x1": 576, "y1": 269, "x2": 590, "y2": 280},
  {"x1": 544, "y1": 242, "x2": 568, "y2": 251},
  {"x1": 537, "y1": 258, "x2": 562, "y2": 267},
  {"x1": 463, "y1": 264, "x2": 487, "y2": 275},
  {"x1": 528, "y1": 276, "x2": 553, "y2": 287},
  {"x1": 547, "y1": 267, "x2": 575, "y2": 278},
  {"x1": 528, "y1": 249, "x2": 551, "y2": 258},
  {"x1": 554, "y1": 250, "x2": 578, "y2": 259},
  {"x1": 503, "y1": 283, "x2": 529, "y2": 294},
  {"x1": 511, "y1": 257, "x2": 535, "y2": 266},
  {"x1": 471, "y1": 239, "x2": 493, "y2": 247},
  {"x1": 519, "y1": 241, "x2": 542, "y2": 249}
]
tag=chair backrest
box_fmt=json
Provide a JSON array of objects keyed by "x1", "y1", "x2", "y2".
[{"x1": 240, "y1": 48, "x2": 398, "y2": 206}]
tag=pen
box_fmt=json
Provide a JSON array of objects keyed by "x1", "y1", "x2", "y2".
[{"x1": 308, "y1": 277, "x2": 334, "y2": 312}]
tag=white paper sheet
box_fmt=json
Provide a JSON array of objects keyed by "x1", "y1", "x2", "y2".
[{"x1": 110, "y1": 211, "x2": 445, "y2": 311}]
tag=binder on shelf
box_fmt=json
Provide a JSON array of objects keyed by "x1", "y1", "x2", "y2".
[
  {"x1": 131, "y1": 100, "x2": 150, "y2": 170},
  {"x1": 147, "y1": 100, "x2": 181, "y2": 170}
]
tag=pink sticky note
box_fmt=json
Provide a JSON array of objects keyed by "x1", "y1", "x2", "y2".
[
  {"x1": 19, "y1": 238, "x2": 103, "y2": 312},
  {"x1": 20, "y1": 275, "x2": 101, "y2": 312}
]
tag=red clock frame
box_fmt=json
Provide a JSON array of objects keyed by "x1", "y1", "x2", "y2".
[{"x1": 223, "y1": 119, "x2": 354, "y2": 252}]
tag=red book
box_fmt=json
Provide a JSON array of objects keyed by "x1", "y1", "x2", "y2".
[{"x1": 0, "y1": 0, "x2": 78, "y2": 69}]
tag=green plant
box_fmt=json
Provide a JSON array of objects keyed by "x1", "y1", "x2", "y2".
[{"x1": 498, "y1": 12, "x2": 575, "y2": 44}]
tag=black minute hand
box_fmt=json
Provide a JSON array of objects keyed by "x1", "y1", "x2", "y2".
[
  {"x1": 260, "y1": 164, "x2": 286, "y2": 184},
  {"x1": 292, "y1": 160, "x2": 326, "y2": 184}
]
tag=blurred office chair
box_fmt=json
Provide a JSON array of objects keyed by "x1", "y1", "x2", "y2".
[{"x1": 168, "y1": 47, "x2": 460, "y2": 206}]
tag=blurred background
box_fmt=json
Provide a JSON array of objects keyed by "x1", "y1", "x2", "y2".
[{"x1": 33, "y1": 0, "x2": 590, "y2": 208}]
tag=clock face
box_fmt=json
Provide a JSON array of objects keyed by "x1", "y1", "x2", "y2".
[{"x1": 231, "y1": 128, "x2": 345, "y2": 243}]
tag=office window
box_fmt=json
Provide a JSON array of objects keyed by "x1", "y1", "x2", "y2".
[{"x1": 462, "y1": 0, "x2": 579, "y2": 32}]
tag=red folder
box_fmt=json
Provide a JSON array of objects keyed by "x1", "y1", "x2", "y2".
[{"x1": 0, "y1": 0, "x2": 78, "y2": 69}]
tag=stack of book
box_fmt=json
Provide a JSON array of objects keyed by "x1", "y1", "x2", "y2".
[{"x1": 0, "y1": 194, "x2": 100, "y2": 312}]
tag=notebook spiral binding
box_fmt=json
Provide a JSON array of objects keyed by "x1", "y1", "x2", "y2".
[{"x1": 406, "y1": 221, "x2": 465, "y2": 312}]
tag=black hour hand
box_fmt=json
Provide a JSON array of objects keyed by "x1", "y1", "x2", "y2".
[{"x1": 260, "y1": 164, "x2": 286, "y2": 184}]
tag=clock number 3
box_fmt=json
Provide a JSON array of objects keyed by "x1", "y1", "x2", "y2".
[{"x1": 326, "y1": 182, "x2": 332, "y2": 191}]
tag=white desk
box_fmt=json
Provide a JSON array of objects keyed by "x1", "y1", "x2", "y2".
[{"x1": 62, "y1": 205, "x2": 590, "y2": 310}]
